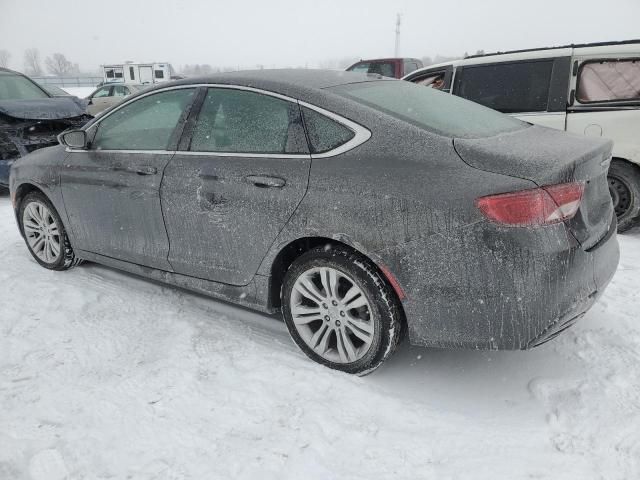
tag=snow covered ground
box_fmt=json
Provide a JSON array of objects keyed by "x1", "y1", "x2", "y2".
[
  {"x1": 1, "y1": 191, "x2": 639, "y2": 480},
  {"x1": 60, "y1": 87, "x2": 95, "y2": 98}
]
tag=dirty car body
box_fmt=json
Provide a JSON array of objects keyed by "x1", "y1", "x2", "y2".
[
  {"x1": 10, "y1": 70, "x2": 619, "y2": 356},
  {"x1": 0, "y1": 68, "x2": 91, "y2": 187}
]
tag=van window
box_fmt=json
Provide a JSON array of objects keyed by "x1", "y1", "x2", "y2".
[
  {"x1": 155, "y1": 70, "x2": 165, "y2": 79},
  {"x1": 455, "y1": 60, "x2": 554, "y2": 113},
  {"x1": 129, "y1": 66, "x2": 135, "y2": 80},
  {"x1": 577, "y1": 59, "x2": 640, "y2": 103}
]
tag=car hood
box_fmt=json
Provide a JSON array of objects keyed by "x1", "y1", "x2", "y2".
[{"x1": 0, "y1": 97, "x2": 88, "y2": 120}]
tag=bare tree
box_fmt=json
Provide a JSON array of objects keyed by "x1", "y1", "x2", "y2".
[
  {"x1": 24, "y1": 48, "x2": 43, "y2": 75},
  {"x1": 0, "y1": 50, "x2": 10, "y2": 68},
  {"x1": 45, "y1": 53, "x2": 74, "y2": 76}
]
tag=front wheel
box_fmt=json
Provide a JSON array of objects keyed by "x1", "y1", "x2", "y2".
[
  {"x1": 282, "y1": 246, "x2": 403, "y2": 375},
  {"x1": 608, "y1": 159, "x2": 640, "y2": 233},
  {"x1": 18, "y1": 192, "x2": 81, "y2": 270}
]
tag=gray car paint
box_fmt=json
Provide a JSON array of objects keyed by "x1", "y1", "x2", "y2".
[{"x1": 9, "y1": 69, "x2": 620, "y2": 350}]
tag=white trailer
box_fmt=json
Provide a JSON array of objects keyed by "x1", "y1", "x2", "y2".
[{"x1": 102, "y1": 62, "x2": 173, "y2": 85}]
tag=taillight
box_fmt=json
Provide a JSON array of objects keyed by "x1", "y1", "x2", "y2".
[{"x1": 476, "y1": 182, "x2": 585, "y2": 226}]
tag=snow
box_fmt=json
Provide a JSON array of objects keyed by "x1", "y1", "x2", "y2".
[
  {"x1": 60, "y1": 87, "x2": 95, "y2": 98},
  {"x1": 1, "y1": 191, "x2": 639, "y2": 479}
]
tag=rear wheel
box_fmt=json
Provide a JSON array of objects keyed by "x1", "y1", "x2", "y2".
[
  {"x1": 608, "y1": 159, "x2": 640, "y2": 233},
  {"x1": 282, "y1": 246, "x2": 403, "y2": 375},
  {"x1": 18, "y1": 192, "x2": 81, "y2": 270}
]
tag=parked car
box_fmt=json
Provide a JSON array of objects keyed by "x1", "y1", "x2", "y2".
[
  {"x1": 0, "y1": 67, "x2": 91, "y2": 191},
  {"x1": 9, "y1": 70, "x2": 618, "y2": 374},
  {"x1": 86, "y1": 84, "x2": 146, "y2": 116},
  {"x1": 346, "y1": 58, "x2": 423, "y2": 78},
  {"x1": 404, "y1": 39, "x2": 640, "y2": 232}
]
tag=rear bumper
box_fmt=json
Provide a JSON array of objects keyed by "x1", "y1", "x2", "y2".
[{"x1": 380, "y1": 215, "x2": 619, "y2": 350}]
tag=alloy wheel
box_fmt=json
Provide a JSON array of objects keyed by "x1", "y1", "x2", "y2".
[
  {"x1": 289, "y1": 266, "x2": 374, "y2": 364},
  {"x1": 22, "y1": 201, "x2": 62, "y2": 264}
]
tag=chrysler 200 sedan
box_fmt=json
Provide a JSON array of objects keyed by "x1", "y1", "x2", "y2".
[{"x1": 9, "y1": 70, "x2": 619, "y2": 374}]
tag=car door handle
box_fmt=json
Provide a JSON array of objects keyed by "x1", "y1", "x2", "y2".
[
  {"x1": 132, "y1": 166, "x2": 158, "y2": 175},
  {"x1": 112, "y1": 164, "x2": 157, "y2": 175},
  {"x1": 244, "y1": 175, "x2": 286, "y2": 188}
]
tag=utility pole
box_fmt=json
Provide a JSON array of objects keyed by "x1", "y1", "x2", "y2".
[{"x1": 394, "y1": 13, "x2": 402, "y2": 57}]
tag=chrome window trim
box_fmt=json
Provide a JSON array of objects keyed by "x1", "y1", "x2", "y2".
[
  {"x1": 299, "y1": 100, "x2": 372, "y2": 159},
  {"x1": 78, "y1": 83, "x2": 371, "y2": 158}
]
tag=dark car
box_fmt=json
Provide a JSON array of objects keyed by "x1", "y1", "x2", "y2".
[
  {"x1": 346, "y1": 58, "x2": 423, "y2": 78},
  {"x1": 0, "y1": 68, "x2": 91, "y2": 190},
  {"x1": 9, "y1": 70, "x2": 619, "y2": 374}
]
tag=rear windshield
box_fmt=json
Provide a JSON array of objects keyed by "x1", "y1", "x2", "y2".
[
  {"x1": 329, "y1": 80, "x2": 527, "y2": 139},
  {"x1": 0, "y1": 71, "x2": 50, "y2": 101}
]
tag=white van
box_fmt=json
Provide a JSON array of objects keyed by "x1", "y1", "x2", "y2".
[
  {"x1": 404, "y1": 40, "x2": 640, "y2": 232},
  {"x1": 102, "y1": 62, "x2": 173, "y2": 86}
]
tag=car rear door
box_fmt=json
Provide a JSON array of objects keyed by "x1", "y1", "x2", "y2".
[
  {"x1": 160, "y1": 86, "x2": 311, "y2": 285},
  {"x1": 60, "y1": 87, "x2": 197, "y2": 270},
  {"x1": 452, "y1": 57, "x2": 571, "y2": 130}
]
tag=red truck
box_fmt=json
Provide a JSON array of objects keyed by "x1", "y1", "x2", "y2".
[{"x1": 346, "y1": 57, "x2": 423, "y2": 79}]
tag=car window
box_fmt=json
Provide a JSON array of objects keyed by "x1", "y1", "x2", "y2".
[
  {"x1": 347, "y1": 61, "x2": 395, "y2": 78},
  {"x1": 91, "y1": 88, "x2": 195, "y2": 150},
  {"x1": 190, "y1": 88, "x2": 308, "y2": 154},
  {"x1": 112, "y1": 85, "x2": 128, "y2": 97},
  {"x1": 93, "y1": 86, "x2": 111, "y2": 98},
  {"x1": 302, "y1": 107, "x2": 355, "y2": 153},
  {"x1": 330, "y1": 80, "x2": 527, "y2": 139},
  {"x1": 412, "y1": 72, "x2": 446, "y2": 90},
  {"x1": 404, "y1": 61, "x2": 419, "y2": 75},
  {"x1": 455, "y1": 60, "x2": 553, "y2": 113},
  {"x1": 576, "y1": 59, "x2": 640, "y2": 103},
  {"x1": 0, "y1": 72, "x2": 49, "y2": 100}
]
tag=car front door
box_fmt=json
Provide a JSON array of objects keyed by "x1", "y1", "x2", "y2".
[
  {"x1": 161, "y1": 86, "x2": 311, "y2": 285},
  {"x1": 60, "y1": 87, "x2": 197, "y2": 270},
  {"x1": 87, "y1": 86, "x2": 113, "y2": 115}
]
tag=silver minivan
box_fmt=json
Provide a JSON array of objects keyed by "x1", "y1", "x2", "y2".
[{"x1": 404, "y1": 39, "x2": 640, "y2": 232}]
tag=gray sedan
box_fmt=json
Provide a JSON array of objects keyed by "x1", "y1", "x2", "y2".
[{"x1": 9, "y1": 70, "x2": 619, "y2": 374}]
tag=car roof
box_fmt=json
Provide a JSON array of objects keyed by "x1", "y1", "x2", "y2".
[{"x1": 147, "y1": 69, "x2": 392, "y2": 98}]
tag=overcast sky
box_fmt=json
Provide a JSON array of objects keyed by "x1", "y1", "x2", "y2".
[{"x1": 1, "y1": 0, "x2": 639, "y2": 73}]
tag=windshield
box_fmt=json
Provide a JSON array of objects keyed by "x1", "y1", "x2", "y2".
[
  {"x1": 330, "y1": 80, "x2": 527, "y2": 139},
  {"x1": 0, "y1": 71, "x2": 50, "y2": 101}
]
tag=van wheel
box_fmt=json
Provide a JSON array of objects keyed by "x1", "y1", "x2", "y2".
[
  {"x1": 608, "y1": 159, "x2": 640, "y2": 233},
  {"x1": 282, "y1": 246, "x2": 403, "y2": 375}
]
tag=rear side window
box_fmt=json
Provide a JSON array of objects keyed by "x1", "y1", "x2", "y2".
[
  {"x1": 92, "y1": 88, "x2": 195, "y2": 150},
  {"x1": 190, "y1": 88, "x2": 308, "y2": 154},
  {"x1": 455, "y1": 60, "x2": 553, "y2": 113},
  {"x1": 302, "y1": 107, "x2": 354, "y2": 154},
  {"x1": 330, "y1": 80, "x2": 526, "y2": 139},
  {"x1": 577, "y1": 59, "x2": 640, "y2": 103}
]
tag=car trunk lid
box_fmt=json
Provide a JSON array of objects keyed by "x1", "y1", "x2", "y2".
[{"x1": 454, "y1": 126, "x2": 614, "y2": 249}]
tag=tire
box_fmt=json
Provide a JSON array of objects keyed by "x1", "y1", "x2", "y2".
[
  {"x1": 282, "y1": 246, "x2": 404, "y2": 375},
  {"x1": 608, "y1": 159, "x2": 640, "y2": 233},
  {"x1": 18, "y1": 191, "x2": 81, "y2": 270}
]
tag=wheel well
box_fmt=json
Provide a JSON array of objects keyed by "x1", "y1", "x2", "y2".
[
  {"x1": 269, "y1": 237, "x2": 405, "y2": 314},
  {"x1": 14, "y1": 183, "x2": 46, "y2": 211}
]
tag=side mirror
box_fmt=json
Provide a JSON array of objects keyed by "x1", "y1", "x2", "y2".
[{"x1": 59, "y1": 130, "x2": 87, "y2": 149}]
